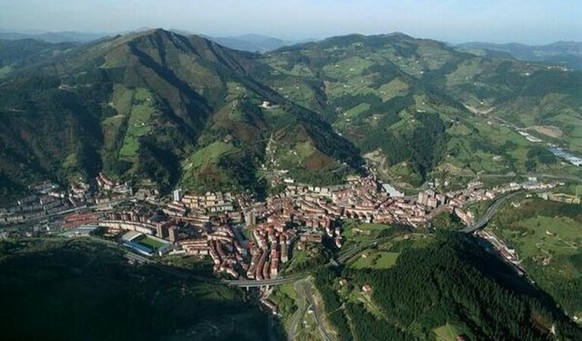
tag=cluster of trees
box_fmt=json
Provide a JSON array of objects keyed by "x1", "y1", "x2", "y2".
[
  {"x1": 525, "y1": 145, "x2": 558, "y2": 171},
  {"x1": 0, "y1": 238, "x2": 271, "y2": 341},
  {"x1": 355, "y1": 234, "x2": 538, "y2": 339},
  {"x1": 494, "y1": 198, "x2": 582, "y2": 227},
  {"x1": 0, "y1": 173, "x2": 24, "y2": 206},
  {"x1": 345, "y1": 302, "x2": 412, "y2": 340},
  {"x1": 313, "y1": 232, "x2": 582, "y2": 340},
  {"x1": 523, "y1": 256, "x2": 582, "y2": 318},
  {"x1": 362, "y1": 111, "x2": 447, "y2": 182},
  {"x1": 522, "y1": 70, "x2": 582, "y2": 97},
  {"x1": 363, "y1": 64, "x2": 400, "y2": 88},
  {"x1": 314, "y1": 268, "x2": 353, "y2": 340},
  {"x1": 0, "y1": 69, "x2": 107, "y2": 188}
]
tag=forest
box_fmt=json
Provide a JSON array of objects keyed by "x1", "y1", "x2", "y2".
[
  {"x1": 0, "y1": 238, "x2": 271, "y2": 340},
  {"x1": 314, "y1": 232, "x2": 582, "y2": 340}
]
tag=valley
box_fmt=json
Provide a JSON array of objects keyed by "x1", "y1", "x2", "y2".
[{"x1": 1, "y1": 28, "x2": 582, "y2": 340}]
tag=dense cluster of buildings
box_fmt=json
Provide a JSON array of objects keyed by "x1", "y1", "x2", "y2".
[
  {"x1": 0, "y1": 168, "x2": 573, "y2": 324},
  {"x1": 1, "y1": 169, "x2": 562, "y2": 284},
  {"x1": 0, "y1": 190, "x2": 76, "y2": 225}
]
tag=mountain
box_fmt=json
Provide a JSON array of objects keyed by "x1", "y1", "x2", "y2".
[
  {"x1": 0, "y1": 29, "x2": 108, "y2": 43},
  {"x1": 457, "y1": 41, "x2": 582, "y2": 70},
  {"x1": 0, "y1": 29, "x2": 362, "y2": 196},
  {"x1": 255, "y1": 33, "x2": 582, "y2": 187},
  {"x1": 1, "y1": 29, "x2": 581, "y2": 198},
  {"x1": 204, "y1": 34, "x2": 301, "y2": 53}
]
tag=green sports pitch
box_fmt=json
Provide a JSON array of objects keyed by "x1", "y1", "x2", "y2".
[{"x1": 134, "y1": 235, "x2": 166, "y2": 250}]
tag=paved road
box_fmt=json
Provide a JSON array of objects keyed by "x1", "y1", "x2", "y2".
[
  {"x1": 479, "y1": 172, "x2": 582, "y2": 183},
  {"x1": 461, "y1": 192, "x2": 521, "y2": 233},
  {"x1": 335, "y1": 237, "x2": 391, "y2": 264},
  {"x1": 222, "y1": 273, "x2": 306, "y2": 287},
  {"x1": 301, "y1": 279, "x2": 335, "y2": 341},
  {"x1": 287, "y1": 279, "x2": 310, "y2": 341},
  {"x1": 224, "y1": 235, "x2": 394, "y2": 287}
]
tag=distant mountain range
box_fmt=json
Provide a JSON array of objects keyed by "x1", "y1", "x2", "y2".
[
  {"x1": 456, "y1": 41, "x2": 582, "y2": 70},
  {"x1": 0, "y1": 29, "x2": 109, "y2": 43},
  {"x1": 0, "y1": 29, "x2": 306, "y2": 52},
  {"x1": 202, "y1": 34, "x2": 312, "y2": 53},
  {"x1": 3, "y1": 28, "x2": 581, "y2": 64}
]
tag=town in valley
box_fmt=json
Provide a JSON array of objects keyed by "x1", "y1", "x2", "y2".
[{"x1": 0, "y1": 165, "x2": 570, "y2": 315}]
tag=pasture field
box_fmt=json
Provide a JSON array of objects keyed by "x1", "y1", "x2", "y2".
[
  {"x1": 349, "y1": 251, "x2": 400, "y2": 270},
  {"x1": 492, "y1": 199, "x2": 582, "y2": 317}
]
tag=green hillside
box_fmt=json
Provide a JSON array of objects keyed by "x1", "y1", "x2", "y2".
[
  {"x1": 258, "y1": 33, "x2": 582, "y2": 187},
  {"x1": 0, "y1": 238, "x2": 270, "y2": 340},
  {"x1": 491, "y1": 198, "x2": 582, "y2": 320},
  {"x1": 1, "y1": 30, "x2": 581, "y2": 196},
  {"x1": 0, "y1": 29, "x2": 362, "y2": 196},
  {"x1": 313, "y1": 232, "x2": 582, "y2": 340}
]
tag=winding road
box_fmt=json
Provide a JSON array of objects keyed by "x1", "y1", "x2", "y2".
[
  {"x1": 287, "y1": 279, "x2": 309, "y2": 341},
  {"x1": 303, "y1": 279, "x2": 335, "y2": 341},
  {"x1": 287, "y1": 278, "x2": 335, "y2": 341}
]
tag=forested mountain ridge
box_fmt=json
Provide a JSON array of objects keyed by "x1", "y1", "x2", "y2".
[
  {"x1": 0, "y1": 238, "x2": 271, "y2": 340},
  {"x1": 0, "y1": 29, "x2": 362, "y2": 196}
]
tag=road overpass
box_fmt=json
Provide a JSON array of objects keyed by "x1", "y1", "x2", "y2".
[
  {"x1": 461, "y1": 192, "x2": 520, "y2": 233},
  {"x1": 334, "y1": 236, "x2": 391, "y2": 264},
  {"x1": 224, "y1": 235, "x2": 394, "y2": 287},
  {"x1": 222, "y1": 273, "x2": 306, "y2": 288}
]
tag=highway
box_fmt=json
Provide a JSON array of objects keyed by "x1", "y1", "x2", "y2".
[
  {"x1": 284, "y1": 277, "x2": 338, "y2": 341},
  {"x1": 221, "y1": 273, "x2": 306, "y2": 287},
  {"x1": 479, "y1": 172, "x2": 582, "y2": 184},
  {"x1": 461, "y1": 192, "x2": 520, "y2": 233}
]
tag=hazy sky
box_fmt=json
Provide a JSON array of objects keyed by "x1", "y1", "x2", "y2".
[{"x1": 1, "y1": 0, "x2": 580, "y2": 43}]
